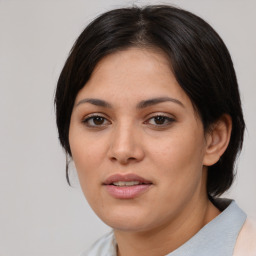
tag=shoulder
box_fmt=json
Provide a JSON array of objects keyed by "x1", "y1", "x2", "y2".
[
  {"x1": 233, "y1": 218, "x2": 256, "y2": 256},
  {"x1": 79, "y1": 231, "x2": 116, "y2": 256}
]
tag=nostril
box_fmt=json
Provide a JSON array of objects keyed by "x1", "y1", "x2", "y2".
[
  {"x1": 128, "y1": 157, "x2": 136, "y2": 160},
  {"x1": 109, "y1": 155, "x2": 137, "y2": 164},
  {"x1": 107, "y1": 136, "x2": 145, "y2": 163}
]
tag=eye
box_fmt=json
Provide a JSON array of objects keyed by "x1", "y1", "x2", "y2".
[
  {"x1": 145, "y1": 115, "x2": 175, "y2": 126},
  {"x1": 82, "y1": 115, "x2": 111, "y2": 127}
]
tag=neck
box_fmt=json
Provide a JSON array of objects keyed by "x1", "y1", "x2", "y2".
[{"x1": 114, "y1": 197, "x2": 220, "y2": 256}]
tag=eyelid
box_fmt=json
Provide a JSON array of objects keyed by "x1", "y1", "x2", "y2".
[
  {"x1": 82, "y1": 112, "x2": 110, "y2": 120},
  {"x1": 144, "y1": 112, "x2": 176, "y2": 126},
  {"x1": 82, "y1": 113, "x2": 112, "y2": 127},
  {"x1": 80, "y1": 112, "x2": 175, "y2": 127},
  {"x1": 144, "y1": 112, "x2": 175, "y2": 120}
]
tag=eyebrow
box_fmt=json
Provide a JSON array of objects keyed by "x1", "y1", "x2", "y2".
[
  {"x1": 75, "y1": 98, "x2": 112, "y2": 108},
  {"x1": 136, "y1": 97, "x2": 184, "y2": 109},
  {"x1": 75, "y1": 97, "x2": 184, "y2": 109}
]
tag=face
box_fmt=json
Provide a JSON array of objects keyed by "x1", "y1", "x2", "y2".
[{"x1": 69, "y1": 48, "x2": 210, "y2": 233}]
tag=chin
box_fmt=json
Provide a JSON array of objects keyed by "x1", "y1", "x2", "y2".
[{"x1": 96, "y1": 206, "x2": 160, "y2": 233}]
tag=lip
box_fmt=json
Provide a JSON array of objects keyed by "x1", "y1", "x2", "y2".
[
  {"x1": 103, "y1": 173, "x2": 152, "y2": 185},
  {"x1": 103, "y1": 173, "x2": 153, "y2": 199}
]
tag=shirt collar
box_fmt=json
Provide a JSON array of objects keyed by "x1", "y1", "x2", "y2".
[
  {"x1": 106, "y1": 199, "x2": 246, "y2": 256},
  {"x1": 167, "y1": 199, "x2": 246, "y2": 256}
]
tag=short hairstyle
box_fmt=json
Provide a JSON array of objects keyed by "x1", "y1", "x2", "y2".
[{"x1": 55, "y1": 5, "x2": 245, "y2": 197}]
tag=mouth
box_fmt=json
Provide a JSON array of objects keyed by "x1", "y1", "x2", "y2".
[
  {"x1": 103, "y1": 173, "x2": 153, "y2": 199},
  {"x1": 103, "y1": 173, "x2": 152, "y2": 186},
  {"x1": 111, "y1": 181, "x2": 146, "y2": 186}
]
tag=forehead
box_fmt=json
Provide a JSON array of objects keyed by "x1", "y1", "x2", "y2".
[
  {"x1": 93, "y1": 47, "x2": 172, "y2": 76},
  {"x1": 75, "y1": 47, "x2": 191, "y2": 105}
]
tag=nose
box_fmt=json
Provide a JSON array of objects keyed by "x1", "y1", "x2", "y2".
[{"x1": 107, "y1": 123, "x2": 145, "y2": 164}]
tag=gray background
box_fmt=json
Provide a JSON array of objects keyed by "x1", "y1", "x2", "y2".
[{"x1": 0, "y1": 0, "x2": 255, "y2": 255}]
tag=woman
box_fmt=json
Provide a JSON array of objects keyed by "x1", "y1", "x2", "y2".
[{"x1": 55, "y1": 5, "x2": 256, "y2": 256}]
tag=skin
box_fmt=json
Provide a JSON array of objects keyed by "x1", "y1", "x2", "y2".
[{"x1": 69, "y1": 48, "x2": 231, "y2": 256}]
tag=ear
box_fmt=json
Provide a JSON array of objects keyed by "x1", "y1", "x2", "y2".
[{"x1": 203, "y1": 114, "x2": 232, "y2": 166}]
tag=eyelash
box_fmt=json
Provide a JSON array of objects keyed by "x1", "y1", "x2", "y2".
[
  {"x1": 82, "y1": 114, "x2": 175, "y2": 128},
  {"x1": 144, "y1": 115, "x2": 175, "y2": 127},
  {"x1": 82, "y1": 114, "x2": 111, "y2": 127}
]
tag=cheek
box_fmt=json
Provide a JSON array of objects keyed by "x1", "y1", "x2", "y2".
[
  {"x1": 71, "y1": 145, "x2": 102, "y2": 204},
  {"x1": 69, "y1": 122, "x2": 106, "y2": 167},
  {"x1": 147, "y1": 133, "x2": 206, "y2": 210},
  {"x1": 69, "y1": 127, "x2": 106, "y2": 192},
  {"x1": 71, "y1": 141, "x2": 103, "y2": 180},
  {"x1": 148, "y1": 128, "x2": 206, "y2": 181}
]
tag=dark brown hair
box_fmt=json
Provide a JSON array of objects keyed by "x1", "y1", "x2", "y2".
[{"x1": 55, "y1": 5, "x2": 245, "y2": 196}]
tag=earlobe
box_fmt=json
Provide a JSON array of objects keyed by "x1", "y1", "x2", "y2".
[{"x1": 203, "y1": 114, "x2": 232, "y2": 166}]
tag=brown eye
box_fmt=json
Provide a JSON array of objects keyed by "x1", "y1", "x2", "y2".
[
  {"x1": 146, "y1": 115, "x2": 175, "y2": 126},
  {"x1": 92, "y1": 116, "x2": 105, "y2": 125},
  {"x1": 154, "y1": 116, "x2": 167, "y2": 125},
  {"x1": 83, "y1": 115, "x2": 110, "y2": 127}
]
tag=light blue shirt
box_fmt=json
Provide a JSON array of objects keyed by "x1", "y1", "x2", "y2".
[{"x1": 81, "y1": 199, "x2": 246, "y2": 256}]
